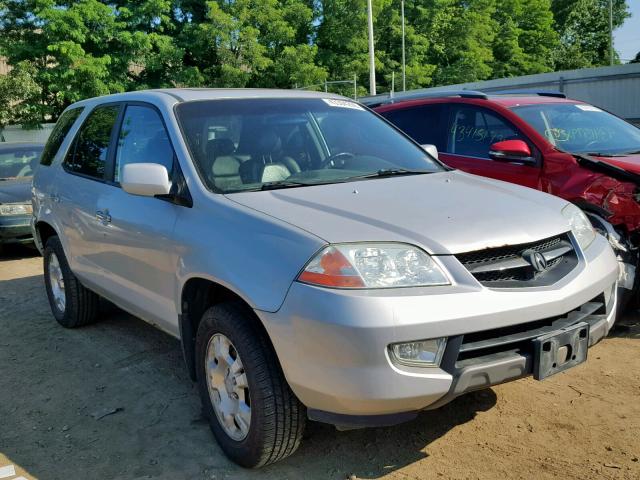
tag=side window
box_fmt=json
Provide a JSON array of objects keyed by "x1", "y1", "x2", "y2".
[
  {"x1": 114, "y1": 105, "x2": 174, "y2": 182},
  {"x1": 40, "y1": 107, "x2": 84, "y2": 166},
  {"x1": 382, "y1": 104, "x2": 448, "y2": 151},
  {"x1": 64, "y1": 105, "x2": 119, "y2": 179},
  {"x1": 446, "y1": 106, "x2": 525, "y2": 158}
]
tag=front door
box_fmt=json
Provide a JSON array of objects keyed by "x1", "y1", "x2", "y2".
[
  {"x1": 439, "y1": 104, "x2": 541, "y2": 189},
  {"x1": 93, "y1": 103, "x2": 182, "y2": 335}
]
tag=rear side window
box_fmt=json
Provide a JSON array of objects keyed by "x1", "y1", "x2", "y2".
[
  {"x1": 64, "y1": 105, "x2": 120, "y2": 180},
  {"x1": 40, "y1": 107, "x2": 84, "y2": 166},
  {"x1": 381, "y1": 104, "x2": 448, "y2": 151},
  {"x1": 114, "y1": 105, "x2": 174, "y2": 182}
]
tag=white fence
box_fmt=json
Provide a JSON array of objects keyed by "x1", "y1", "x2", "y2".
[
  {"x1": 1, "y1": 124, "x2": 55, "y2": 143},
  {"x1": 360, "y1": 63, "x2": 640, "y2": 125}
]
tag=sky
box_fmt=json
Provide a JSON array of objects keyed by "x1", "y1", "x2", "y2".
[{"x1": 615, "y1": 1, "x2": 640, "y2": 62}]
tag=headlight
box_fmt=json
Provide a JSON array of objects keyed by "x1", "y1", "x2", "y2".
[
  {"x1": 389, "y1": 338, "x2": 447, "y2": 367},
  {"x1": 562, "y1": 203, "x2": 595, "y2": 251},
  {"x1": 0, "y1": 203, "x2": 32, "y2": 216},
  {"x1": 298, "y1": 243, "x2": 450, "y2": 288}
]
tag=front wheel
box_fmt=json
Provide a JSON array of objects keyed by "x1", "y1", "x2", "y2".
[{"x1": 195, "y1": 302, "x2": 306, "y2": 468}]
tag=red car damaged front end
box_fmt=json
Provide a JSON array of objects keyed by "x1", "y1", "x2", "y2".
[
  {"x1": 373, "y1": 93, "x2": 640, "y2": 307},
  {"x1": 542, "y1": 150, "x2": 640, "y2": 235}
]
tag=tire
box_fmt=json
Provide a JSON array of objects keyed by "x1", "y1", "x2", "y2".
[
  {"x1": 43, "y1": 236, "x2": 100, "y2": 328},
  {"x1": 195, "y1": 302, "x2": 306, "y2": 468}
]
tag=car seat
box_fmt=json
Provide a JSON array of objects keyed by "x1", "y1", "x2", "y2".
[
  {"x1": 207, "y1": 138, "x2": 242, "y2": 190},
  {"x1": 239, "y1": 129, "x2": 300, "y2": 184}
]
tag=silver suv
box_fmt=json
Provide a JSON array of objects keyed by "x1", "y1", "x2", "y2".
[{"x1": 32, "y1": 89, "x2": 618, "y2": 468}]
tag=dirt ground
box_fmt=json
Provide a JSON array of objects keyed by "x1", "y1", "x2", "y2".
[{"x1": 1, "y1": 245, "x2": 639, "y2": 480}]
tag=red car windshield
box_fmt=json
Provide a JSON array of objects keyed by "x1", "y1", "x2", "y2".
[{"x1": 511, "y1": 103, "x2": 640, "y2": 156}]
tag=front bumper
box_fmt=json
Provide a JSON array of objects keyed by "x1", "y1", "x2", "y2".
[
  {"x1": 257, "y1": 234, "x2": 618, "y2": 425},
  {"x1": 0, "y1": 214, "x2": 33, "y2": 244}
]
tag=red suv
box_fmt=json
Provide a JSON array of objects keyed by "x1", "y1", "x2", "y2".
[{"x1": 368, "y1": 91, "x2": 640, "y2": 305}]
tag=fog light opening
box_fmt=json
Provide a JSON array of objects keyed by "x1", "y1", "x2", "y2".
[{"x1": 389, "y1": 338, "x2": 446, "y2": 367}]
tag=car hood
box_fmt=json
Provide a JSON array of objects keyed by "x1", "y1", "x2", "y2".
[
  {"x1": 226, "y1": 171, "x2": 571, "y2": 255},
  {"x1": 592, "y1": 153, "x2": 640, "y2": 175},
  {"x1": 0, "y1": 177, "x2": 31, "y2": 204}
]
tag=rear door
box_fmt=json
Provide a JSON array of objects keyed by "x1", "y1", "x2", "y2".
[
  {"x1": 92, "y1": 103, "x2": 183, "y2": 335},
  {"x1": 438, "y1": 104, "x2": 541, "y2": 189},
  {"x1": 54, "y1": 103, "x2": 122, "y2": 290}
]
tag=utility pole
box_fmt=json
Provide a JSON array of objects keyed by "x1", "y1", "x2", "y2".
[
  {"x1": 391, "y1": 71, "x2": 395, "y2": 97},
  {"x1": 354, "y1": 73, "x2": 357, "y2": 100},
  {"x1": 609, "y1": 0, "x2": 614, "y2": 65},
  {"x1": 367, "y1": 0, "x2": 376, "y2": 95},
  {"x1": 401, "y1": 0, "x2": 406, "y2": 91}
]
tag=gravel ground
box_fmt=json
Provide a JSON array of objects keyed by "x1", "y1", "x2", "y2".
[{"x1": 1, "y1": 245, "x2": 639, "y2": 480}]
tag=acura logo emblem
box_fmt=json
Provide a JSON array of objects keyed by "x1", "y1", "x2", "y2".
[{"x1": 522, "y1": 249, "x2": 548, "y2": 273}]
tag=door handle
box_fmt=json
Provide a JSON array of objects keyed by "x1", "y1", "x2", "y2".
[
  {"x1": 50, "y1": 193, "x2": 60, "y2": 203},
  {"x1": 96, "y1": 210, "x2": 112, "y2": 224}
]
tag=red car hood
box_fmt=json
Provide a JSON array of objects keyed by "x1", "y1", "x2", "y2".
[{"x1": 593, "y1": 153, "x2": 640, "y2": 175}]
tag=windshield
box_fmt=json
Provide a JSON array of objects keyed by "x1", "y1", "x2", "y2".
[
  {"x1": 511, "y1": 103, "x2": 640, "y2": 156},
  {"x1": 0, "y1": 145, "x2": 43, "y2": 180},
  {"x1": 175, "y1": 98, "x2": 443, "y2": 193}
]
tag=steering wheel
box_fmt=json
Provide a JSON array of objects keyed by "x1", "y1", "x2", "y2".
[
  {"x1": 320, "y1": 152, "x2": 355, "y2": 169},
  {"x1": 583, "y1": 139, "x2": 605, "y2": 151},
  {"x1": 16, "y1": 165, "x2": 33, "y2": 177}
]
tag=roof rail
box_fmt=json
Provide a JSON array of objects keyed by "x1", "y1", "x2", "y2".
[
  {"x1": 359, "y1": 89, "x2": 488, "y2": 107},
  {"x1": 486, "y1": 90, "x2": 567, "y2": 99}
]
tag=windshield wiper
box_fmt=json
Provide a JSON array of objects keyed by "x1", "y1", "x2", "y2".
[
  {"x1": 259, "y1": 180, "x2": 315, "y2": 191},
  {"x1": 346, "y1": 168, "x2": 433, "y2": 181},
  {"x1": 583, "y1": 152, "x2": 627, "y2": 157}
]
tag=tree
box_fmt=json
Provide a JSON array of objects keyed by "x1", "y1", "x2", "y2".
[
  {"x1": 375, "y1": 0, "x2": 436, "y2": 91},
  {"x1": 181, "y1": 0, "x2": 326, "y2": 89},
  {"x1": 491, "y1": 0, "x2": 558, "y2": 78},
  {"x1": 552, "y1": 0, "x2": 630, "y2": 69},
  {"x1": 316, "y1": 0, "x2": 372, "y2": 95},
  {"x1": 429, "y1": 0, "x2": 497, "y2": 85},
  {"x1": 0, "y1": 62, "x2": 42, "y2": 132},
  {"x1": 0, "y1": 0, "x2": 183, "y2": 120}
]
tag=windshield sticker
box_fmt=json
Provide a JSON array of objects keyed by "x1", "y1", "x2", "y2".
[
  {"x1": 545, "y1": 127, "x2": 614, "y2": 143},
  {"x1": 322, "y1": 99, "x2": 364, "y2": 110},
  {"x1": 575, "y1": 104, "x2": 602, "y2": 112}
]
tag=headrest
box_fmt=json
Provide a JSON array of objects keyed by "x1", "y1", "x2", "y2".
[
  {"x1": 207, "y1": 138, "x2": 236, "y2": 158},
  {"x1": 255, "y1": 129, "x2": 282, "y2": 155}
]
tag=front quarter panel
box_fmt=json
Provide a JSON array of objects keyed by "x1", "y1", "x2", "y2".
[{"x1": 174, "y1": 194, "x2": 325, "y2": 313}]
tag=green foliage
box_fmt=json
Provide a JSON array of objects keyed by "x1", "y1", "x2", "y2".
[
  {"x1": 0, "y1": 0, "x2": 632, "y2": 124},
  {"x1": 0, "y1": 61, "x2": 42, "y2": 129},
  {"x1": 182, "y1": 0, "x2": 325, "y2": 88},
  {"x1": 552, "y1": 0, "x2": 630, "y2": 69},
  {"x1": 316, "y1": 0, "x2": 371, "y2": 95},
  {"x1": 491, "y1": 0, "x2": 557, "y2": 78}
]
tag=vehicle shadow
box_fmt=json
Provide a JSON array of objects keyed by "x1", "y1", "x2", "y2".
[
  {"x1": 610, "y1": 308, "x2": 640, "y2": 339},
  {"x1": 0, "y1": 243, "x2": 39, "y2": 260},
  {"x1": 0, "y1": 271, "x2": 496, "y2": 480}
]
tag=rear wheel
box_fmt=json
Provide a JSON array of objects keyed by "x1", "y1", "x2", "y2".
[
  {"x1": 43, "y1": 236, "x2": 100, "y2": 328},
  {"x1": 195, "y1": 302, "x2": 305, "y2": 468}
]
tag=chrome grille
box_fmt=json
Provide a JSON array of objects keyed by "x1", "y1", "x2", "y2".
[{"x1": 455, "y1": 233, "x2": 577, "y2": 287}]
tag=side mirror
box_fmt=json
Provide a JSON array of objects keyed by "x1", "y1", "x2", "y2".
[
  {"x1": 421, "y1": 144, "x2": 439, "y2": 160},
  {"x1": 489, "y1": 140, "x2": 535, "y2": 164},
  {"x1": 121, "y1": 163, "x2": 171, "y2": 197}
]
